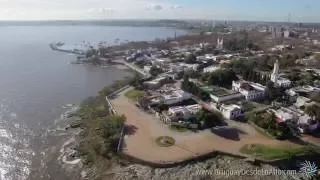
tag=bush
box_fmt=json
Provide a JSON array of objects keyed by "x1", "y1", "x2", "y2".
[
  {"x1": 125, "y1": 89, "x2": 145, "y2": 101},
  {"x1": 202, "y1": 69, "x2": 238, "y2": 88},
  {"x1": 248, "y1": 112, "x2": 299, "y2": 139},
  {"x1": 240, "y1": 144, "x2": 320, "y2": 160},
  {"x1": 181, "y1": 77, "x2": 210, "y2": 101},
  {"x1": 196, "y1": 108, "x2": 224, "y2": 129}
]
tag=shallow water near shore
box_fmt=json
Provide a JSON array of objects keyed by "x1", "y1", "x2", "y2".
[{"x1": 0, "y1": 25, "x2": 186, "y2": 180}]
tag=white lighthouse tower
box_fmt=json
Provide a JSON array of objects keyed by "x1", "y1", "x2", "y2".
[
  {"x1": 217, "y1": 37, "x2": 224, "y2": 50},
  {"x1": 271, "y1": 60, "x2": 280, "y2": 84}
]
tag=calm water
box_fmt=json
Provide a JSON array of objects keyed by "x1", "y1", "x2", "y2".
[{"x1": 0, "y1": 26, "x2": 186, "y2": 180}]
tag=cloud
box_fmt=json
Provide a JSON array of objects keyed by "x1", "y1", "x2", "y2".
[
  {"x1": 146, "y1": 4, "x2": 163, "y2": 11},
  {"x1": 99, "y1": 8, "x2": 115, "y2": 13},
  {"x1": 305, "y1": 4, "x2": 311, "y2": 9},
  {"x1": 0, "y1": 0, "x2": 207, "y2": 20},
  {"x1": 171, "y1": 5, "x2": 183, "y2": 10},
  {"x1": 87, "y1": 7, "x2": 115, "y2": 14}
]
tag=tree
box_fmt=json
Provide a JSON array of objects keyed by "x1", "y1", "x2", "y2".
[
  {"x1": 184, "y1": 54, "x2": 197, "y2": 64},
  {"x1": 205, "y1": 69, "x2": 238, "y2": 88},
  {"x1": 305, "y1": 104, "x2": 320, "y2": 121},
  {"x1": 310, "y1": 92, "x2": 320, "y2": 103},
  {"x1": 137, "y1": 96, "x2": 151, "y2": 110},
  {"x1": 249, "y1": 112, "x2": 298, "y2": 139},
  {"x1": 149, "y1": 66, "x2": 163, "y2": 77},
  {"x1": 181, "y1": 77, "x2": 210, "y2": 101},
  {"x1": 196, "y1": 109, "x2": 223, "y2": 128}
]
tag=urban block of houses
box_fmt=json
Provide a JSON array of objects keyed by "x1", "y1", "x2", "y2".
[
  {"x1": 232, "y1": 80, "x2": 266, "y2": 101},
  {"x1": 269, "y1": 107, "x2": 318, "y2": 133},
  {"x1": 177, "y1": 63, "x2": 199, "y2": 72},
  {"x1": 150, "y1": 89, "x2": 192, "y2": 106},
  {"x1": 143, "y1": 75, "x2": 173, "y2": 89},
  {"x1": 291, "y1": 85, "x2": 320, "y2": 94},
  {"x1": 201, "y1": 86, "x2": 244, "y2": 103},
  {"x1": 163, "y1": 104, "x2": 202, "y2": 124}
]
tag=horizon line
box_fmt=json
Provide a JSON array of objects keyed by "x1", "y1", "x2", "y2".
[{"x1": 0, "y1": 18, "x2": 320, "y2": 24}]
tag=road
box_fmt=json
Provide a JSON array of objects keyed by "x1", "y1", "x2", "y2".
[{"x1": 101, "y1": 57, "x2": 148, "y2": 76}]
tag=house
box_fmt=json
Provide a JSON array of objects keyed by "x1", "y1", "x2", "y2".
[
  {"x1": 232, "y1": 81, "x2": 266, "y2": 101},
  {"x1": 143, "y1": 76, "x2": 170, "y2": 89},
  {"x1": 178, "y1": 63, "x2": 200, "y2": 72},
  {"x1": 162, "y1": 71, "x2": 181, "y2": 80},
  {"x1": 294, "y1": 96, "x2": 312, "y2": 108},
  {"x1": 219, "y1": 104, "x2": 243, "y2": 120},
  {"x1": 285, "y1": 89, "x2": 298, "y2": 102},
  {"x1": 204, "y1": 54, "x2": 217, "y2": 61},
  {"x1": 164, "y1": 104, "x2": 202, "y2": 123},
  {"x1": 292, "y1": 85, "x2": 320, "y2": 94},
  {"x1": 150, "y1": 90, "x2": 192, "y2": 106},
  {"x1": 203, "y1": 66, "x2": 220, "y2": 73},
  {"x1": 270, "y1": 107, "x2": 317, "y2": 133},
  {"x1": 143, "y1": 65, "x2": 152, "y2": 74},
  {"x1": 201, "y1": 86, "x2": 244, "y2": 103}
]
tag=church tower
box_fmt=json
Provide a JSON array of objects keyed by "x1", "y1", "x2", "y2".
[
  {"x1": 271, "y1": 60, "x2": 280, "y2": 84},
  {"x1": 217, "y1": 36, "x2": 224, "y2": 50}
]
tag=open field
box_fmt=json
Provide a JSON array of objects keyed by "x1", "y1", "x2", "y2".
[
  {"x1": 240, "y1": 144, "x2": 320, "y2": 160},
  {"x1": 111, "y1": 87, "x2": 312, "y2": 164},
  {"x1": 124, "y1": 88, "x2": 145, "y2": 101}
]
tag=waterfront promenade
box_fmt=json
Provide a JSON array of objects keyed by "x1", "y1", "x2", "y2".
[{"x1": 111, "y1": 87, "x2": 300, "y2": 165}]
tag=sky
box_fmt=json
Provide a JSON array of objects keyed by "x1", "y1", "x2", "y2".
[{"x1": 0, "y1": 0, "x2": 320, "y2": 22}]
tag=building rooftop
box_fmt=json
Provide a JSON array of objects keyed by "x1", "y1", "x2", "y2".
[
  {"x1": 201, "y1": 86, "x2": 238, "y2": 97},
  {"x1": 221, "y1": 104, "x2": 242, "y2": 111}
]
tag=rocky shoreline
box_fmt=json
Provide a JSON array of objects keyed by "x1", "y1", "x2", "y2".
[{"x1": 101, "y1": 155, "x2": 303, "y2": 180}]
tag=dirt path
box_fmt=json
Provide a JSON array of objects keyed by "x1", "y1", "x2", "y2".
[{"x1": 111, "y1": 88, "x2": 302, "y2": 164}]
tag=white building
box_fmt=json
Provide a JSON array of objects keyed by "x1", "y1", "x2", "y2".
[
  {"x1": 271, "y1": 60, "x2": 292, "y2": 88},
  {"x1": 165, "y1": 104, "x2": 202, "y2": 123},
  {"x1": 219, "y1": 104, "x2": 243, "y2": 120},
  {"x1": 203, "y1": 66, "x2": 220, "y2": 73},
  {"x1": 232, "y1": 81, "x2": 266, "y2": 101},
  {"x1": 201, "y1": 86, "x2": 244, "y2": 103},
  {"x1": 204, "y1": 54, "x2": 217, "y2": 61},
  {"x1": 143, "y1": 76, "x2": 168, "y2": 89},
  {"x1": 143, "y1": 65, "x2": 152, "y2": 73},
  {"x1": 294, "y1": 96, "x2": 312, "y2": 108},
  {"x1": 151, "y1": 90, "x2": 192, "y2": 106},
  {"x1": 178, "y1": 63, "x2": 199, "y2": 71}
]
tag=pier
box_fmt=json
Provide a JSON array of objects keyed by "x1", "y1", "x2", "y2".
[{"x1": 49, "y1": 43, "x2": 85, "y2": 55}]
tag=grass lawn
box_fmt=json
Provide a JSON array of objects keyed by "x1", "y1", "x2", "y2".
[
  {"x1": 242, "y1": 101, "x2": 267, "y2": 112},
  {"x1": 169, "y1": 125, "x2": 188, "y2": 132},
  {"x1": 125, "y1": 89, "x2": 145, "y2": 101},
  {"x1": 240, "y1": 144, "x2": 320, "y2": 160}
]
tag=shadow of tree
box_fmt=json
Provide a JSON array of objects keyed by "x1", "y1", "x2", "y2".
[
  {"x1": 108, "y1": 94, "x2": 120, "y2": 100},
  {"x1": 124, "y1": 125, "x2": 138, "y2": 136},
  {"x1": 288, "y1": 137, "x2": 310, "y2": 146},
  {"x1": 211, "y1": 127, "x2": 247, "y2": 141}
]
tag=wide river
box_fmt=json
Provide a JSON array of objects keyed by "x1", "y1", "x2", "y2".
[{"x1": 0, "y1": 25, "x2": 186, "y2": 180}]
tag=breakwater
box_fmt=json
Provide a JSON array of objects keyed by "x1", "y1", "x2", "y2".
[{"x1": 49, "y1": 43, "x2": 85, "y2": 55}]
